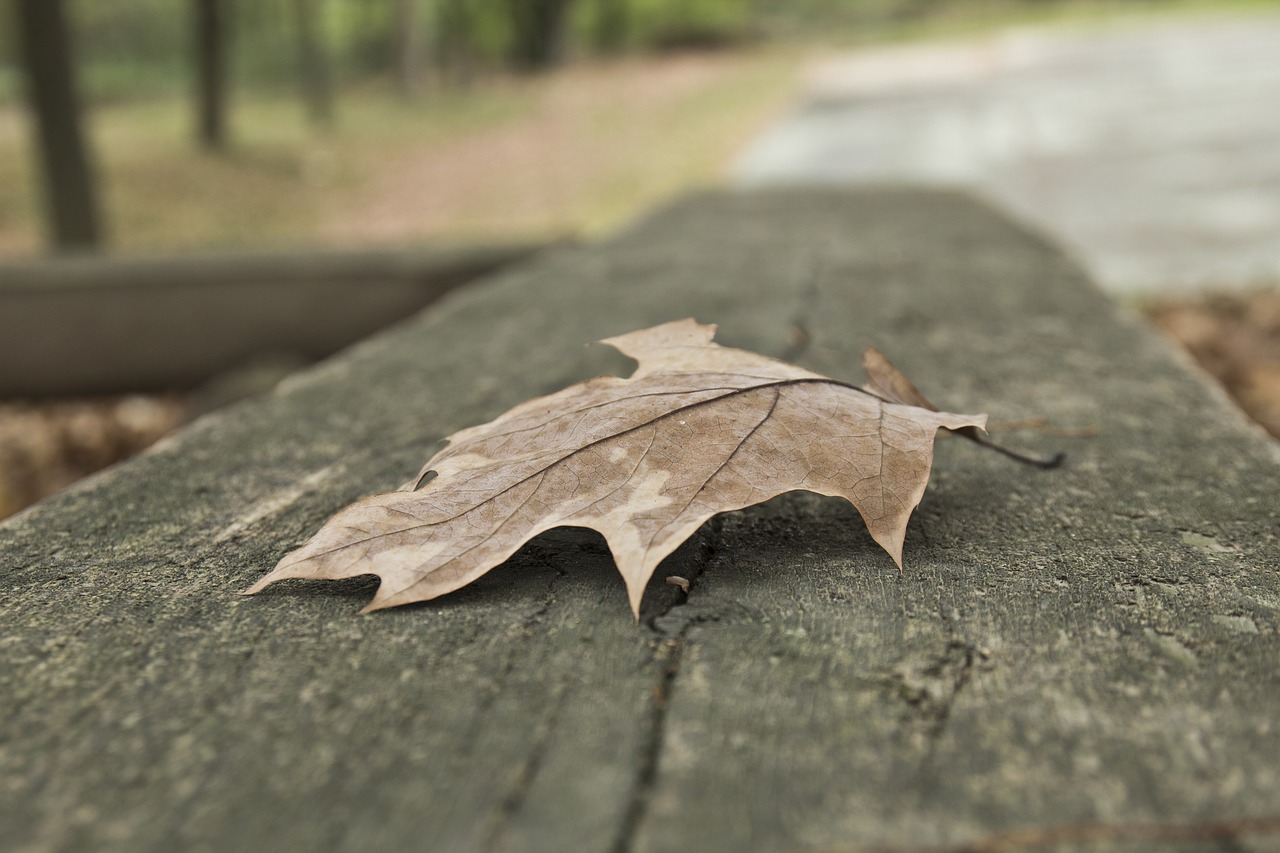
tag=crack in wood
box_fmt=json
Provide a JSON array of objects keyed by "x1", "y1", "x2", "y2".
[
  {"x1": 611, "y1": 520, "x2": 722, "y2": 853},
  {"x1": 471, "y1": 563, "x2": 570, "y2": 850},
  {"x1": 480, "y1": 681, "x2": 570, "y2": 853},
  {"x1": 888, "y1": 640, "x2": 983, "y2": 754}
]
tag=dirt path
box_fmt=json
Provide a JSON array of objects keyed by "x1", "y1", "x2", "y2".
[{"x1": 320, "y1": 52, "x2": 794, "y2": 244}]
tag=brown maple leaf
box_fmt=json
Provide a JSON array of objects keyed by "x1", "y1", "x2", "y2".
[{"x1": 244, "y1": 320, "x2": 999, "y2": 617}]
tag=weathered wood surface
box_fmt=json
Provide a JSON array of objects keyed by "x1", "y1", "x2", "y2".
[
  {"x1": 0, "y1": 241, "x2": 544, "y2": 396},
  {"x1": 2, "y1": 189, "x2": 1277, "y2": 852}
]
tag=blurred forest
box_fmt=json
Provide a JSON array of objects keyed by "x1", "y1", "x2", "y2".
[
  {"x1": 1, "y1": 0, "x2": 1142, "y2": 99},
  {"x1": 1, "y1": 0, "x2": 1251, "y2": 257}
]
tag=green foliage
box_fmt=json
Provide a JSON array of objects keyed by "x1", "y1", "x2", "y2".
[
  {"x1": 6, "y1": 0, "x2": 1280, "y2": 106},
  {"x1": 569, "y1": 0, "x2": 751, "y2": 53},
  {"x1": 0, "y1": 2, "x2": 13, "y2": 62},
  {"x1": 69, "y1": 0, "x2": 187, "y2": 99}
]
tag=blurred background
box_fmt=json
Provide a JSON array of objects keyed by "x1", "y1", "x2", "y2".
[{"x1": 2, "y1": 0, "x2": 1279, "y2": 518}]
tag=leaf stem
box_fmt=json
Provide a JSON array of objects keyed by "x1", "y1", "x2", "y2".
[{"x1": 950, "y1": 426, "x2": 1064, "y2": 469}]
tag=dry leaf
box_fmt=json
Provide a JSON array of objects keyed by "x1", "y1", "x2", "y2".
[
  {"x1": 245, "y1": 319, "x2": 989, "y2": 616},
  {"x1": 665, "y1": 575, "x2": 691, "y2": 594}
]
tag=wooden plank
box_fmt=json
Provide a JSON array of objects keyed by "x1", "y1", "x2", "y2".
[
  {"x1": 1, "y1": 189, "x2": 1276, "y2": 852},
  {"x1": 0, "y1": 241, "x2": 545, "y2": 396}
]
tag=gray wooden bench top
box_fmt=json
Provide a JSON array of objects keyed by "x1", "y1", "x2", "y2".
[{"x1": 3, "y1": 189, "x2": 1277, "y2": 852}]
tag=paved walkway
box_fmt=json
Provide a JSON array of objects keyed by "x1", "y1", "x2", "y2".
[{"x1": 737, "y1": 13, "x2": 1280, "y2": 295}]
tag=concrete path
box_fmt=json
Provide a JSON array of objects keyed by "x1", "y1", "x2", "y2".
[{"x1": 737, "y1": 13, "x2": 1280, "y2": 295}]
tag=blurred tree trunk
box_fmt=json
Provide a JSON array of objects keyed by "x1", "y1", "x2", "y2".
[
  {"x1": 15, "y1": 0, "x2": 103, "y2": 251},
  {"x1": 394, "y1": 0, "x2": 429, "y2": 99},
  {"x1": 194, "y1": 0, "x2": 230, "y2": 150},
  {"x1": 506, "y1": 0, "x2": 573, "y2": 72},
  {"x1": 293, "y1": 0, "x2": 333, "y2": 129}
]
